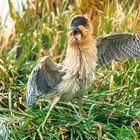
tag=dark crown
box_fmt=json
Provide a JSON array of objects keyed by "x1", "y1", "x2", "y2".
[{"x1": 70, "y1": 16, "x2": 88, "y2": 27}]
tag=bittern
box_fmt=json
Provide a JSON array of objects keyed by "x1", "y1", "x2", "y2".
[{"x1": 26, "y1": 15, "x2": 140, "y2": 120}]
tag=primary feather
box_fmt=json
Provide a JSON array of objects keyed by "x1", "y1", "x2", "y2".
[{"x1": 96, "y1": 33, "x2": 140, "y2": 67}]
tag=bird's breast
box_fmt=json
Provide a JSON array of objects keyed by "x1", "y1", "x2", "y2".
[
  {"x1": 57, "y1": 75, "x2": 91, "y2": 101},
  {"x1": 56, "y1": 44, "x2": 97, "y2": 101},
  {"x1": 56, "y1": 62, "x2": 96, "y2": 101}
]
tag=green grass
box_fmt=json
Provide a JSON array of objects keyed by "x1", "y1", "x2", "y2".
[{"x1": 0, "y1": 0, "x2": 140, "y2": 139}]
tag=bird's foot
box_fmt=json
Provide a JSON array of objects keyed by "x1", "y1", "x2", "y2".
[
  {"x1": 40, "y1": 109, "x2": 52, "y2": 132},
  {"x1": 78, "y1": 107, "x2": 86, "y2": 115},
  {"x1": 77, "y1": 97, "x2": 86, "y2": 116},
  {"x1": 39, "y1": 95, "x2": 60, "y2": 132}
]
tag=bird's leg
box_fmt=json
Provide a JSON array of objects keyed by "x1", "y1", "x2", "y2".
[
  {"x1": 77, "y1": 97, "x2": 85, "y2": 114},
  {"x1": 41, "y1": 95, "x2": 60, "y2": 130}
]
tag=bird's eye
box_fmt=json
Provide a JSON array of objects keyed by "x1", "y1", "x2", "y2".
[{"x1": 73, "y1": 28, "x2": 80, "y2": 36}]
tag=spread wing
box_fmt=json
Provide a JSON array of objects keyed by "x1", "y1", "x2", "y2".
[
  {"x1": 96, "y1": 33, "x2": 140, "y2": 67},
  {"x1": 26, "y1": 56, "x2": 63, "y2": 106}
]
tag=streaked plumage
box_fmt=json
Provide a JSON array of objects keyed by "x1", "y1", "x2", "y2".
[
  {"x1": 96, "y1": 33, "x2": 140, "y2": 67},
  {"x1": 26, "y1": 56, "x2": 64, "y2": 105},
  {"x1": 26, "y1": 15, "x2": 140, "y2": 118}
]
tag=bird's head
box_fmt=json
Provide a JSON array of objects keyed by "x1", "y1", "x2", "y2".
[{"x1": 68, "y1": 15, "x2": 93, "y2": 47}]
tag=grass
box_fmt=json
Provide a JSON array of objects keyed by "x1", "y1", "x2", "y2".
[{"x1": 0, "y1": 0, "x2": 140, "y2": 139}]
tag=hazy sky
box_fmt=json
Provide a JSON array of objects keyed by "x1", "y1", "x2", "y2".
[{"x1": 0, "y1": 0, "x2": 26, "y2": 25}]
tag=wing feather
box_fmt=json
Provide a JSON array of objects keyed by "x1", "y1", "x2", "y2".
[
  {"x1": 96, "y1": 33, "x2": 140, "y2": 67},
  {"x1": 26, "y1": 56, "x2": 63, "y2": 106}
]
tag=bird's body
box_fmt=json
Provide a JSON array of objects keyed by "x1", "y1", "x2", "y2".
[
  {"x1": 56, "y1": 35, "x2": 97, "y2": 102},
  {"x1": 26, "y1": 28, "x2": 97, "y2": 104},
  {"x1": 26, "y1": 15, "x2": 98, "y2": 105},
  {"x1": 26, "y1": 15, "x2": 140, "y2": 119}
]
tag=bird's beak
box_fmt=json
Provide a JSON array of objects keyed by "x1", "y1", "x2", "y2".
[{"x1": 68, "y1": 27, "x2": 81, "y2": 36}]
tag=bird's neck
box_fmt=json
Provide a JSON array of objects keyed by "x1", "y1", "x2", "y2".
[{"x1": 62, "y1": 41, "x2": 97, "y2": 79}]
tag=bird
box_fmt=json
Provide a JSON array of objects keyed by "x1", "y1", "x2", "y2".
[{"x1": 26, "y1": 15, "x2": 140, "y2": 122}]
